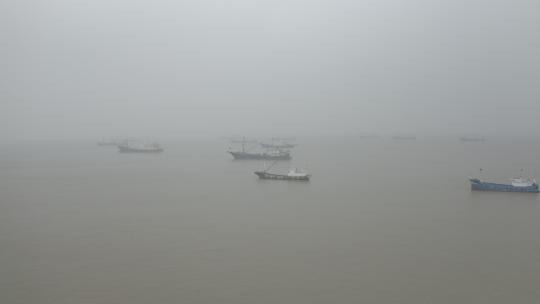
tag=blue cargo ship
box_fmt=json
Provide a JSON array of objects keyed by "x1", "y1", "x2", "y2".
[{"x1": 469, "y1": 177, "x2": 539, "y2": 193}]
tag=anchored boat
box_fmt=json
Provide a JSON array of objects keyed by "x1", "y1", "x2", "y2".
[
  {"x1": 230, "y1": 150, "x2": 291, "y2": 160},
  {"x1": 255, "y1": 168, "x2": 310, "y2": 181},
  {"x1": 469, "y1": 176, "x2": 539, "y2": 193},
  {"x1": 118, "y1": 142, "x2": 163, "y2": 153},
  {"x1": 229, "y1": 137, "x2": 291, "y2": 160}
]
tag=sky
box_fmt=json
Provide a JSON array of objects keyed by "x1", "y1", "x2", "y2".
[{"x1": 2, "y1": 0, "x2": 540, "y2": 140}]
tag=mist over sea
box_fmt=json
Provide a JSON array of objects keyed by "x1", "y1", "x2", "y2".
[{"x1": 2, "y1": 136, "x2": 540, "y2": 303}]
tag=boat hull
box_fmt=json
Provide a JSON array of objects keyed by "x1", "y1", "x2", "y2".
[
  {"x1": 254, "y1": 171, "x2": 309, "y2": 181},
  {"x1": 469, "y1": 179, "x2": 539, "y2": 193},
  {"x1": 229, "y1": 151, "x2": 291, "y2": 160}
]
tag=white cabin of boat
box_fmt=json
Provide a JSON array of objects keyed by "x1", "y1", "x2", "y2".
[
  {"x1": 287, "y1": 168, "x2": 309, "y2": 178},
  {"x1": 511, "y1": 178, "x2": 536, "y2": 187}
]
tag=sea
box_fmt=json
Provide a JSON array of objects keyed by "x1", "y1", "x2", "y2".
[{"x1": 2, "y1": 137, "x2": 540, "y2": 303}]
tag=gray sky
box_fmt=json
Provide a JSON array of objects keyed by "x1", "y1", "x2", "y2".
[{"x1": 2, "y1": 0, "x2": 540, "y2": 140}]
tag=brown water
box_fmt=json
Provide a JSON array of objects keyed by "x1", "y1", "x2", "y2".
[{"x1": 2, "y1": 138, "x2": 540, "y2": 303}]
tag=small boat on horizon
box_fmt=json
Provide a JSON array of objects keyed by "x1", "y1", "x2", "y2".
[
  {"x1": 229, "y1": 150, "x2": 291, "y2": 160},
  {"x1": 118, "y1": 141, "x2": 163, "y2": 153},
  {"x1": 255, "y1": 167, "x2": 310, "y2": 181}
]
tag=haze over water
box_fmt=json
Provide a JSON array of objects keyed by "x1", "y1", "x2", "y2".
[
  {"x1": 2, "y1": 137, "x2": 540, "y2": 303},
  {"x1": 3, "y1": 0, "x2": 540, "y2": 302}
]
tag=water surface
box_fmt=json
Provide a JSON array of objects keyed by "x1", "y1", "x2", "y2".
[{"x1": 2, "y1": 137, "x2": 539, "y2": 303}]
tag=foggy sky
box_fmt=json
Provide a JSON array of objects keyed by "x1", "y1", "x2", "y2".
[{"x1": 2, "y1": 0, "x2": 540, "y2": 140}]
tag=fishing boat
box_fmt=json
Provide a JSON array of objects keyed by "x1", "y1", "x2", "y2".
[
  {"x1": 118, "y1": 141, "x2": 163, "y2": 153},
  {"x1": 469, "y1": 170, "x2": 539, "y2": 193},
  {"x1": 254, "y1": 164, "x2": 310, "y2": 181},
  {"x1": 229, "y1": 150, "x2": 291, "y2": 160},
  {"x1": 229, "y1": 137, "x2": 291, "y2": 160}
]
